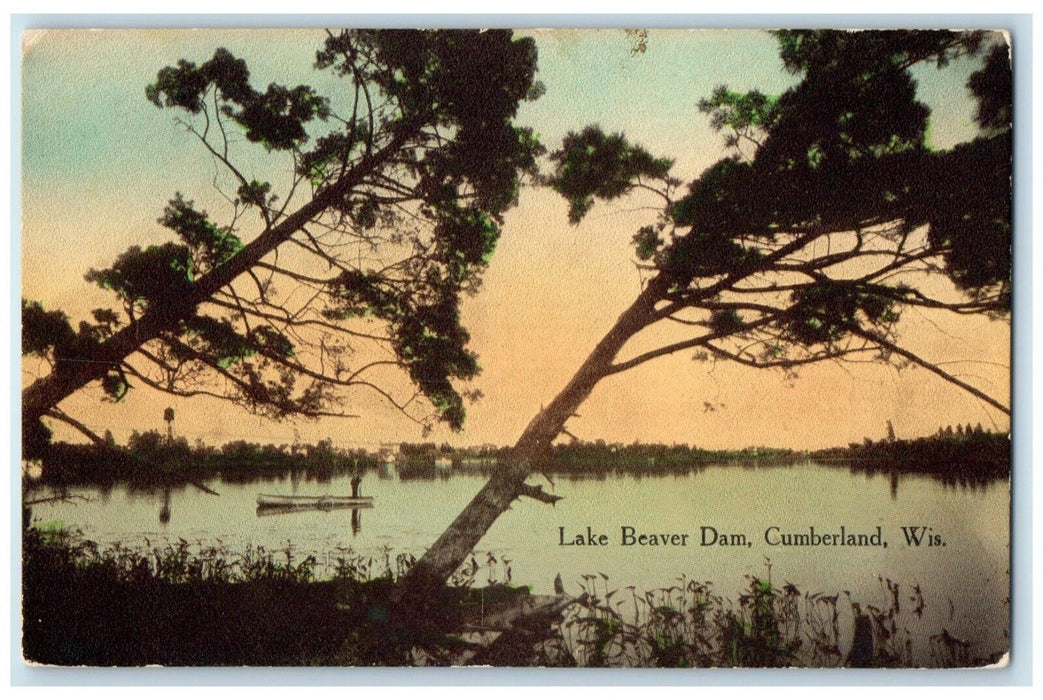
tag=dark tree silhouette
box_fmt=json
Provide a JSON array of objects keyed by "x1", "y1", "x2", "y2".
[
  {"x1": 163, "y1": 407, "x2": 175, "y2": 443},
  {"x1": 22, "y1": 30, "x2": 544, "y2": 452},
  {"x1": 400, "y1": 30, "x2": 1011, "y2": 595}
]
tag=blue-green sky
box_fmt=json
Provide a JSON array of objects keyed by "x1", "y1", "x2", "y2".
[{"x1": 21, "y1": 28, "x2": 1008, "y2": 450}]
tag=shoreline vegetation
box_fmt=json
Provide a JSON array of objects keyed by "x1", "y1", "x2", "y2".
[
  {"x1": 26, "y1": 425, "x2": 1009, "y2": 491},
  {"x1": 22, "y1": 524, "x2": 1004, "y2": 668}
]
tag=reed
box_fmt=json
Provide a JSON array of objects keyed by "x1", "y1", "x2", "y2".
[{"x1": 555, "y1": 567, "x2": 1000, "y2": 668}]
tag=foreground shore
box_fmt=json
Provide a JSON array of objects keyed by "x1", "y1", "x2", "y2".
[{"x1": 22, "y1": 526, "x2": 1005, "y2": 668}]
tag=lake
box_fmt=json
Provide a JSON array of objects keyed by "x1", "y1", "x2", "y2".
[{"x1": 28, "y1": 461, "x2": 1009, "y2": 665}]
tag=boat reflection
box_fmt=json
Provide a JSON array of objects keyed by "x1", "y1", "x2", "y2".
[
  {"x1": 255, "y1": 500, "x2": 370, "y2": 534},
  {"x1": 255, "y1": 502, "x2": 374, "y2": 517}
]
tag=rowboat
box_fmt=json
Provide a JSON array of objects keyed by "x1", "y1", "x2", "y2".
[{"x1": 256, "y1": 493, "x2": 374, "y2": 509}]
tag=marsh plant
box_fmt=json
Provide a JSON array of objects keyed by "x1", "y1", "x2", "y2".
[
  {"x1": 554, "y1": 566, "x2": 995, "y2": 668},
  {"x1": 24, "y1": 524, "x2": 516, "y2": 589}
]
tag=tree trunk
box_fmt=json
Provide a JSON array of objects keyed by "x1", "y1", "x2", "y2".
[{"x1": 398, "y1": 274, "x2": 668, "y2": 595}]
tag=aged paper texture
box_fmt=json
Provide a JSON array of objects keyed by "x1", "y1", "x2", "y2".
[{"x1": 21, "y1": 27, "x2": 1011, "y2": 668}]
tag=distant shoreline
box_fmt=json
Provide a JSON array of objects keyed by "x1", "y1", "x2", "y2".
[{"x1": 24, "y1": 428, "x2": 1009, "y2": 492}]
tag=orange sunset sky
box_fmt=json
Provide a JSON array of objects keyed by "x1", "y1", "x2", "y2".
[{"x1": 20, "y1": 28, "x2": 1011, "y2": 452}]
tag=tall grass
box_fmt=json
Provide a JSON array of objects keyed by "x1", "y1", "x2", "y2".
[
  {"x1": 23, "y1": 526, "x2": 1000, "y2": 667},
  {"x1": 23, "y1": 524, "x2": 515, "y2": 588}
]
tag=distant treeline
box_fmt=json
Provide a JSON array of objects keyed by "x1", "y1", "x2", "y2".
[
  {"x1": 391, "y1": 440, "x2": 801, "y2": 480},
  {"x1": 33, "y1": 430, "x2": 386, "y2": 490},
  {"x1": 811, "y1": 426, "x2": 1009, "y2": 482},
  {"x1": 539, "y1": 441, "x2": 796, "y2": 474},
  {"x1": 29, "y1": 424, "x2": 1009, "y2": 489}
]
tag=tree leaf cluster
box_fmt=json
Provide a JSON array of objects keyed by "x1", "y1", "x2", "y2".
[
  {"x1": 85, "y1": 243, "x2": 195, "y2": 314},
  {"x1": 548, "y1": 125, "x2": 674, "y2": 224},
  {"x1": 327, "y1": 268, "x2": 478, "y2": 430},
  {"x1": 314, "y1": 30, "x2": 543, "y2": 214},
  {"x1": 784, "y1": 283, "x2": 899, "y2": 346},
  {"x1": 158, "y1": 194, "x2": 244, "y2": 271},
  {"x1": 22, "y1": 300, "x2": 127, "y2": 404},
  {"x1": 146, "y1": 47, "x2": 331, "y2": 151}
]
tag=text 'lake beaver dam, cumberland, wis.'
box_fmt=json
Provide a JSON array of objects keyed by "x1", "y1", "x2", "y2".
[{"x1": 559, "y1": 524, "x2": 914, "y2": 548}]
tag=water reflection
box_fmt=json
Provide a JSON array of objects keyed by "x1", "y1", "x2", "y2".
[
  {"x1": 158, "y1": 487, "x2": 171, "y2": 525},
  {"x1": 845, "y1": 462, "x2": 1003, "y2": 497}
]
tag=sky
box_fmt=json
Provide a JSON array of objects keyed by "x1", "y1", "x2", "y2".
[{"x1": 19, "y1": 28, "x2": 1011, "y2": 451}]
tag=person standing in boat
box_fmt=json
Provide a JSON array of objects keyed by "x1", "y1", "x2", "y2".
[{"x1": 351, "y1": 472, "x2": 362, "y2": 498}]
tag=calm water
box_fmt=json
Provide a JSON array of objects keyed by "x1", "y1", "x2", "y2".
[{"x1": 29, "y1": 462, "x2": 1009, "y2": 663}]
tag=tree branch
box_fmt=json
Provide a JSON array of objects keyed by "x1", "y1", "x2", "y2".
[
  {"x1": 44, "y1": 408, "x2": 108, "y2": 447},
  {"x1": 846, "y1": 325, "x2": 1010, "y2": 415},
  {"x1": 516, "y1": 483, "x2": 564, "y2": 505},
  {"x1": 607, "y1": 315, "x2": 776, "y2": 376}
]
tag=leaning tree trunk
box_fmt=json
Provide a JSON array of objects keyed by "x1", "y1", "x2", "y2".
[
  {"x1": 398, "y1": 274, "x2": 669, "y2": 596},
  {"x1": 22, "y1": 136, "x2": 407, "y2": 428}
]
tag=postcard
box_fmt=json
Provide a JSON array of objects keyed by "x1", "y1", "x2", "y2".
[{"x1": 19, "y1": 27, "x2": 1012, "y2": 669}]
